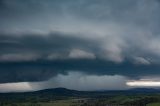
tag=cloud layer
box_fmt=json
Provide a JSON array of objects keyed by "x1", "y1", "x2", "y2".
[
  {"x1": 1, "y1": 0, "x2": 160, "y2": 64},
  {"x1": 0, "y1": 0, "x2": 160, "y2": 91}
]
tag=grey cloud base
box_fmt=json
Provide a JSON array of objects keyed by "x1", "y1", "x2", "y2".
[{"x1": 0, "y1": 59, "x2": 160, "y2": 83}]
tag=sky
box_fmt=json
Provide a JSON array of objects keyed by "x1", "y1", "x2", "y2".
[{"x1": 1, "y1": 0, "x2": 160, "y2": 92}]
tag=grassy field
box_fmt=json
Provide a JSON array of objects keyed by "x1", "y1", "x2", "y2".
[
  {"x1": 147, "y1": 103, "x2": 160, "y2": 106},
  {"x1": 1, "y1": 93, "x2": 160, "y2": 106},
  {"x1": 3, "y1": 99, "x2": 160, "y2": 106},
  {"x1": 38, "y1": 100, "x2": 82, "y2": 106},
  {"x1": 5, "y1": 99, "x2": 84, "y2": 106}
]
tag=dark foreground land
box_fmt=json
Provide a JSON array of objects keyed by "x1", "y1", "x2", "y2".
[{"x1": 0, "y1": 88, "x2": 160, "y2": 106}]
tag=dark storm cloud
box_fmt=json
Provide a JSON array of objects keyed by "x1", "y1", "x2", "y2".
[
  {"x1": 1, "y1": 59, "x2": 160, "y2": 83},
  {"x1": 0, "y1": 33, "x2": 97, "y2": 54},
  {"x1": 0, "y1": 33, "x2": 99, "y2": 63},
  {"x1": 0, "y1": 0, "x2": 160, "y2": 34},
  {"x1": 1, "y1": 0, "x2": 160, "y2": 86}
]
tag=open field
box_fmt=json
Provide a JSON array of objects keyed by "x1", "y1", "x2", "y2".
[
  {"x1": 2, "y1": 99, "x2": 85, "y2": 106},
  {"x1": 147, "y1": 103, "x2": 160, "y2": 106},
  {"x1": 2, "y1": 96, "x2": 160, "y2": 106}
]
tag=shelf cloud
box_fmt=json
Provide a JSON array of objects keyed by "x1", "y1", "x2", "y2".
[{"x1": 0, "y1": 0, "x2": 160, "y2": 91}]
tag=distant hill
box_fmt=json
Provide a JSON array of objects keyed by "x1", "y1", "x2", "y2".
[
  {"x1": 129, "y1": 88, "x2": 160, "y2": 92},
  {"x1": 1, "y1": 87, "x2": 160, "y2": 96}
]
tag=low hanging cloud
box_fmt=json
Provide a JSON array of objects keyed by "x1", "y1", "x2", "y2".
[
  {"x1": 0, "y1": 72, "x2": 129, "y2": 92},
  {"x1": 1, "y1": 71, "x2": 160, "y2": 92},
  {"x1": 49, "y1": 72, "x2": 128, "y2": 91}
]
